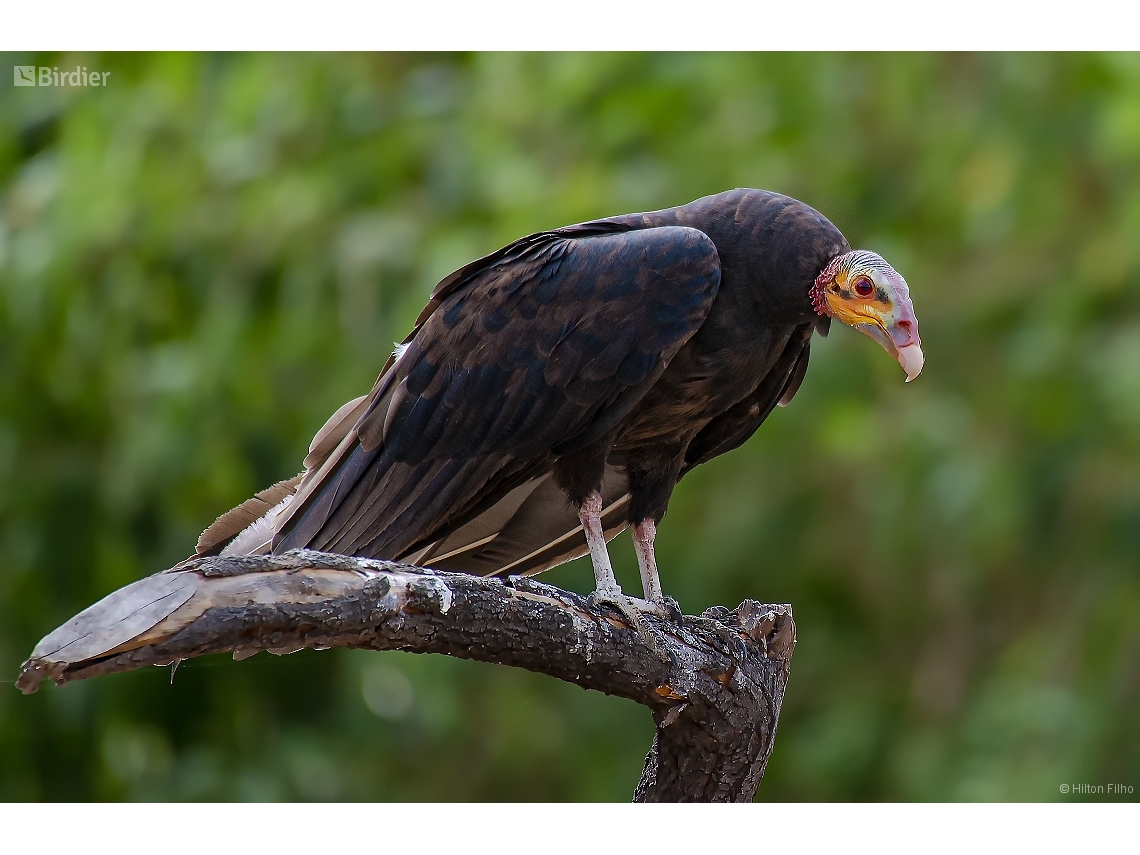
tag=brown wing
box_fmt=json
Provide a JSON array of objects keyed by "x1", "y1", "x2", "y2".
[
  {"x1": 271, "y1": 224, "x2": 722, "y2": 562},
  {"x1": 681, "y1": 322, "x2": 816, "y2": 475}
]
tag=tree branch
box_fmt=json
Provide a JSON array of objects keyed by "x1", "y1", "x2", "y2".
[{"x1": 17, "y1": 549, "x2": 795, "y2": 802}]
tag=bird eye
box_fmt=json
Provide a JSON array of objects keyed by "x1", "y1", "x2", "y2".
[{"x1": 853, "y1": 277, "x2": 874, "y2": 298}]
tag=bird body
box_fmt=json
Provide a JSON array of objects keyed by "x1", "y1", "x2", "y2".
[{"x1": 195, "y1": 189, "x2": 922, "y2": 644}]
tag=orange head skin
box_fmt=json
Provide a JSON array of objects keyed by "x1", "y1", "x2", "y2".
[{"x1": 810, "y1": 250, "x2": 924, "y2": 381}]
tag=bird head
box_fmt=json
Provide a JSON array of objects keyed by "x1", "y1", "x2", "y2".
[{"x1": 809, "y1": 250, "x2": 924, "y2": 382}]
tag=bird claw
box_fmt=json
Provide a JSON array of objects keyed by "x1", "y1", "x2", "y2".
[
  {"x1": 657, "y1": 595, "x2": 684, "y2": 625},
  {"x1": 631, "y1": 594, "x2": 684, "y2": 625},
  {"x1": 587, "y1": 587, "x2": 673, "y2": 663},
  {"x1": 690, "y1": 615, "x2": 749, "y2": 661}
]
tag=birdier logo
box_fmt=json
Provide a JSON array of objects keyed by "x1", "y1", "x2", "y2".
[{"x1": 13, "y1": 65, "x2": 110, "y2": 87}]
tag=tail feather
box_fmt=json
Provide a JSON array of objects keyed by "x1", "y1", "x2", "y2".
[
  {"x1": 195, "y1": 474, "x2": 303, "y2": 556},
  {"x1": 420, "y1": 464, "x2": 630, "y2": 578}
]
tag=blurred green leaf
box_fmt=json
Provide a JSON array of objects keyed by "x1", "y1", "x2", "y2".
[{"x1": 1, "y1": 51, "x2": 1137, "y2": 802}]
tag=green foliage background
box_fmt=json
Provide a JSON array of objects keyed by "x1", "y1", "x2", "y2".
[{"x1": 1, "y1": 52, "x2": 1138, "y2": 801}]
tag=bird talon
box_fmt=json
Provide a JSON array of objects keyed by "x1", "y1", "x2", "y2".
[
  {"x1": 587, "y1": 588, "x2": 672, "y2": 662},
  {"x1": 658, "y1": 595, "x2": 684, "y2": 624},
  {"x1": 689, "y1": 614, "x2": 751, "y2": 660},
  {"x1": 586, "y1": 586, "x2": 624, "y2": 612},
  {"x1": 636, "y1": 596, "x2": 684, "y2": 625}
]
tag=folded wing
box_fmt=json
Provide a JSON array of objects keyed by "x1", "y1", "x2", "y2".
[{"x1": 256, "y1": 223, "x2": 722, "y2": 566}]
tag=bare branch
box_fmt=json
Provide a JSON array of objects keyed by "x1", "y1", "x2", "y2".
[{"x1": 18, "y1": 549, "x2": 795, "y2": 802}]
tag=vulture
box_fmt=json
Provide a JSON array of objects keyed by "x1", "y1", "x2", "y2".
[{"x1": 195, "y1": 188, "x2": 923, "y2": 652}]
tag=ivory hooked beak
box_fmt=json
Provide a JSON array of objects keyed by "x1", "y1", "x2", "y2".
[{"x1": 896, "y1": 343, "x2": 924, "y2": 382}]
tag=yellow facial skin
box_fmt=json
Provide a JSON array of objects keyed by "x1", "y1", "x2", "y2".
[{"x1": 811, "y1": 250, "x2": 924, "y2": 381}]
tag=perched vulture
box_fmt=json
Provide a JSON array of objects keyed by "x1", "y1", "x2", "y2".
[{"x1": 194, "y1": 188, "x2": 922, "y2": 650}]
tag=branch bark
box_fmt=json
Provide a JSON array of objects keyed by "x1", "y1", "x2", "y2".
[{"x1": 18, "y1": 549, "x2": 795, "y2": 802}]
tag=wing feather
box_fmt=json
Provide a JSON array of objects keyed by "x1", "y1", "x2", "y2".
[
  {"x1": 272, "y1": 224, "x2": 721, "y2": 562},
  {"x1": 682, "y1": 322, "x2": 814, "y2": 473}
]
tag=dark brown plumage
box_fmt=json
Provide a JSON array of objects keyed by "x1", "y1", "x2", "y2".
[{"x1": 196, "y1": 188, "x2": 888, "y2": 647}]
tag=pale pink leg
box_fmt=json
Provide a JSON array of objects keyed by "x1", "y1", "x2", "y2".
[
  {"x1": 578, "y1": 491, "x2": 620, "y2": 594},
  {"x1": 578, "y1": 492, "x2": 669, "y2": 660},
  {"x1": 632, "y1": 519, "x2": 663, "y2": 604}
]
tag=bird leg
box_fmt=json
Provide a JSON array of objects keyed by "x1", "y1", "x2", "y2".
[
  {"x1": 580, "y1": 491, "x2": 620, "y2": 593},
  {"x1": 632, "y1": 519, "x2": 683, "y2": 623},
  {"x1": 632, "y1": 519, "x2": 663, "y2": 602},
  {"x1": 633, "y1": 519, "x2": 741, "y2": 656},
  {"x1": 579, "y1": 492, "x2": 670, "y2": 661}
]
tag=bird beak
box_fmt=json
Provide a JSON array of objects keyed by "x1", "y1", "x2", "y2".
[
  {"x1": 853, "y1": 282, "x2": 923, "y2": 382},
  {"x1": 896, "y1": 342, "x2": 924, "y2": 382}
]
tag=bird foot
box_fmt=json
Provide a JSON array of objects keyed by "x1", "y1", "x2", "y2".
[
  {"x1": 654, "y1": 594, "x2": 684, "y2": 624},
  {"x1": 688, "y1": 613, "x2": 750, "y2": 661},
  {"x1": 587, "y1": 587, "x2": 674, "y2": 663},
  {"x1": 625, "y1": 594, "x2": 684, "y2": 624}
]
